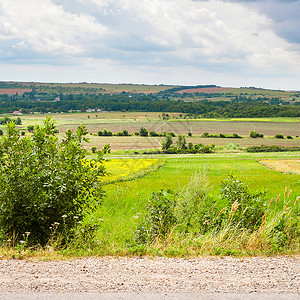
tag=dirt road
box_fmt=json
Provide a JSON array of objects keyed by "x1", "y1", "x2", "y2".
[{"x1": 0, "y1": 256, "x2": 299, "y2": 299}]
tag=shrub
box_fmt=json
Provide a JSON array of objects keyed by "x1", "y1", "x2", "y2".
[
  {"x1": 27, "y1": 125, "x2": 34, "y2": 132},
  {"x1": 149, "y1": 130, "x2": 160, "y2": 137},
  {"x1": 0, "y1": 129, "x2": 3, "y2": 136},
  {"x1": 0, "y1": 117, "x2": 106, "y2": 246},
  {"x1": 246, "y1": 145, "x2": 300, "y2": 152},
  {"x1": 220, "y1": 175, "x2": 266, "y2": 230},
  {"x1": 91, "y1": 146, "x2": 97, "y2": 153},
  {"x1": 286, "y1": 135, "x2": 293, "y2": 139},
  {"x1": 176, "y1": 135, "x2": 187, "y2": 150},
  {"x1": 135, "y1": 190, "x2": 177, "y2": 244},
  {"x1": 275, "y1": 134, "x2": 284, "y2": 139},
  {"x1": 161, "y1": 134, "x2": 173, "y2": 150},
  {"x1": 122, "y1": 129, "x2": 129, "y2": 136},
  {"x1": 139, "y1": 127, "x2": 148, "y2": 137},
  {"x1": 98, "y1": 129, "x2": 112, "y2": 136},
  {"x1": 249, "y1": 131, "x2": 263, "y2": 138}
]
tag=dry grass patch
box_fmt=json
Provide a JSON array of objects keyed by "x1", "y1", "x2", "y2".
[{"x1": 259, "y1": 159, "x2": 300, "y2": 174}]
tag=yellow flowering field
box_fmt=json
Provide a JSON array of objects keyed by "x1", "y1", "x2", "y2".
[{"x1": 101, "y1": 158, "x2": 164, "y2": 184}]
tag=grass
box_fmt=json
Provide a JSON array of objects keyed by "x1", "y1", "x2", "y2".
[
  {"x1": 0, "y1": 114, "x2": 299, "y2": 258},
  {"x1": 81, "y1": 152, "x2": 300, "y2": 256},
  {"x1": 1, "y1": 152, "x2": 299, "y2": 258}
]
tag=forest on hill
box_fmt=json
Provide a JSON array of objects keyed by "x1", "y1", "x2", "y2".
[{"x1": 0, "y1": 81, "x2": 299, "y2": 117}]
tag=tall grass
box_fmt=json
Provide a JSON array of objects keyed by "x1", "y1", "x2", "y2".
[{"x1": 132, "y1": 173, "x2": 299, "y2": 256}]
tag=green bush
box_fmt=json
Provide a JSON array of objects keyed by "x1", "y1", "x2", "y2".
[
  {"x1": 0, "y1": 117, "x2": 106, "y2": 246},
  {"x1": 275, "y1": 134, "x2": 284, "y2": 139},
  {"x1": 246, "y1": 145, "x2": 300, "y2": 152},
  {"x1": 98, "y1": 129, "x2": 112, "y2": 136},
  {"x1": 139, "y1": 127, "x2": 148, "y2": 137},
  {"x1": 135, "y1": 190, "x2": 177, "y2": 244},
  {"x1": 220, "y1": 175, "x2": 266, "y2": 231},
  {"x1": 249, "y1": 131, "x2": 264, "y2": 138}
]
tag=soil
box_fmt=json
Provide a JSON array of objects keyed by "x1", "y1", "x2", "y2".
[{"x1": 0, "y1": 256, "x2": 299, "y2": 296}]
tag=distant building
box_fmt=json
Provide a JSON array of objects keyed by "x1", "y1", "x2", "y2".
[{"x1": 13, "y1": 110, "x2": 21, "y2": 114}]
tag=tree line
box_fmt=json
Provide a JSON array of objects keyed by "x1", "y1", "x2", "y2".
[{"x1": 0, "y1": 90, "x2": 299, "y2": 117}]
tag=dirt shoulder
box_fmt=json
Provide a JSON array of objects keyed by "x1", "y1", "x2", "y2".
[{"x1": 0, "y1": 256, "x2": 299, "y2": 296}]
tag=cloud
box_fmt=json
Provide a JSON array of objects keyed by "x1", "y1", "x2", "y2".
[
  {"x1": 220, "y1": 0, "x2": 300, "y2": 45},
  {"x1": 0, "y1": 0, "x2": 107, "y2": 58},
  {"x1": 0, "y1": 0, "x2": 299, "y2": 89}
]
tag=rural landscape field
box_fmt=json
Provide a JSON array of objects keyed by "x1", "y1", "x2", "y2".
[
  {"x1": 0, "y1": 82, "x2": 299, "y2": 259},
  {"x1": 2, "y1": 0, "x2": 300, "y2": 296}
]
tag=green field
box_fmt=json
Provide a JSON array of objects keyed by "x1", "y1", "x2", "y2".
[
  {"x1": 89, "y1": 151, "x2": 300, "y2": 255},
  {"x1": 0, "y1": 114, "x2": 299, "y2": 258},
  {"x1": 3, "y1": 112, "x2": 300, "y2": 152}
]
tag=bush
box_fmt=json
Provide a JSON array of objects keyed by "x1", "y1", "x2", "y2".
[
  {"x1": 286, "y1": 135, "x2": 293, "y2": 139},
  {"x1": 246, "y1": 145, "x2": 300, "y2": 152},
  {"x1": 139, "y1": 127, "x2": 148, "y2": 137},
  {"x1": 135, "y1": 190, "x2": 177, "y2": 244},
  {"x1": 98, "y1": 129, "x2": 112, "y2": 136},
  {"x1": 161, "y1": 134, "x2": 173, "y2": 150},
  {"x1": 249, "y1": 131, "x2": 263, "y2": 138},
  {"x1": 0, "y1": 117, "x2": 106, "y2": 246},
  {"x1": 149, "y1": 130, "x2": 160, "y2": 137},
  {"x1": 275, "y1": 134, "x2": 284, "y2": 139},
  {"x1": 27, "y1": 125, "x2": 34, "y2": 132},
  {"x1": 220, "y1": 175, "x2": 266, "y2": 230}
]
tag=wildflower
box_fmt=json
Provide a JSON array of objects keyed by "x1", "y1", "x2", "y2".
[
  {"x1": 20, "y1": 240, "x2": 26, "y2": 244},
  {"x1": 25, "y1": 232, "x2": 31, "y2": 236},
  {"x1": 62, "y1": 215, "x2": 67, "y2": 218},
  {"x1": 73, "y1": 216, "x2": 78, "y2": 219}
]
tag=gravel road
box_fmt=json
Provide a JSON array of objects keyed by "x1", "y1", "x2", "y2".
[{"x1": 0, "y1": 256, "x2": 299, "y2": 299}]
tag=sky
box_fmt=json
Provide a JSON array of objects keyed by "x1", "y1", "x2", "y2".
[{"x1": 0, "y1": 0, "x2": 299, "y2": 90}]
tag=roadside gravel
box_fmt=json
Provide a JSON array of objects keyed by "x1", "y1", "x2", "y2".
[{"x1": 0, "y1": 256, "x2": 299, "y2": 298}]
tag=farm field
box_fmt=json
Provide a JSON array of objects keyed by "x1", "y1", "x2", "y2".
[
  {"x1": 4, "y1": 112, "x2": 300, "y2": 152},
  {"x1": 91, "y1": 151, "x2": 300, "y2": 255},
  {"x1": 259, "y1": 159, "x2": 300, "y2": 175},
  {"x1": 0, "y1": 111, "x2": 299, "y2": 257}
]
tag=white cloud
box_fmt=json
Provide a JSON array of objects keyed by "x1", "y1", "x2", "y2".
[
  {"x1": 0, "y1": 0, "x2": 299, "y2": 89},
  {"x1": 0, "y1": 0, "x2": 107, "y2": 56}
]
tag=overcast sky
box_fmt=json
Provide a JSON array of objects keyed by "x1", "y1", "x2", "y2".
[{"x1": 0, "y1": 0, "x2": 299, "y2": 90}]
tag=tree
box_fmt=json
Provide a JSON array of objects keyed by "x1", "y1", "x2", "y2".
[
  {"x1": 161, "y1": 134, "x2": 173, "y2": 150},
  {"x1": 249, "y1": 130, "x2": 263, "y2": 138},
  {"x1": 139, "y1": 127, "x2": 148, "y2": 137},
  {"x1": 176, "y1": 135, "x2": 186, "y2": 150},
  {"x1": 27, "y1": 125, "x2": 34, "y2": 132},
  {"x1": 0, "y1": 117, "x2": 106, "y2": 245},
  {"x1": 122, "y1": 129, "x2": 129, "y2": 136}
]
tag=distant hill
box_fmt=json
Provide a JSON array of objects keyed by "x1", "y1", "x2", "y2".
[{"x1": 0, "y1": 81, "x2": 299, "y2": 117}]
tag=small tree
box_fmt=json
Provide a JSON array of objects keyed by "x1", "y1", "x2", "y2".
[
  {"x1": 27, "y1": 125, "x2": 34, "y2": 132},
  {"x1": 249, "y1": 131, "x2": 263, "y2": 138},
  {"x1": 122, "y1": 129, "x2": 129, "y2": 136},
  {"x1": 139, "y1": 127, "x2": 148, "y2": 137},
  {"x1": 161, "y1": 134, "x2": 173, "y2": 150},
  {"x1": 176, "y1": 135, "x2": 186, "y2": 150},
  {"x1": 0, "y1": 117, "x2": 106, "y2": 245}
]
